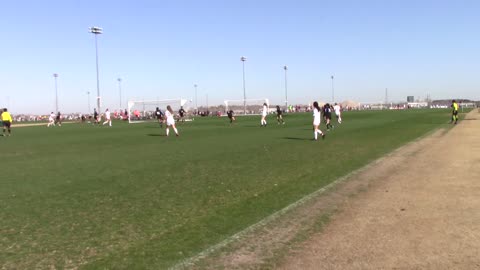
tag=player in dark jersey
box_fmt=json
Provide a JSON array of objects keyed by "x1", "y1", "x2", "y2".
[
  {"x1": 227, "y1": 110, "x2": 236, "y2": 124},
  {"x1": 155, "y1": 107, "x2": 164, "y2": 127},
  {"x1": 55, "y1": 112, "x2": 62, "y2": 126},
  {"x1": 178, "y1": 107, "x2": 186, "y2": 123},
  {"x1": 323, "y1": 103, "x2": 333, "y2": 131},
  {"x1": 93, "y1": 108, "x2": 99, "y2": 124},
  {"x1": 276, "y1": 105, "x2": 285, "y2": 124}
]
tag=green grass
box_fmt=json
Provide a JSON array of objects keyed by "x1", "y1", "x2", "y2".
[{"x1": 0, "y1": 109, "x2": 460, "y2": 269}]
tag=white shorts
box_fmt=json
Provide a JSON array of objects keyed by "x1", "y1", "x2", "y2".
[
  {"x1": 262, "y1": 113, "x2": 267, "y2": 117},
  {"x1": 167, "y1": 119, "x2": 175, "y2": 126},
  {"x1": 313, "y1": 120, "x2": 320, "y2": 126}
]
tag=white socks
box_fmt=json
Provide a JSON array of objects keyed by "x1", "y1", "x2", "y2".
[
  {"x1": 166, "y1": 127, "x2": 178, "y2": 136},
  {"x1": 261, "y1": 120, "x2": 267, "y2": 126}
]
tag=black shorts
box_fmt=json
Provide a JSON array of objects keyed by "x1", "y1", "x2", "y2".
[
  {"x1": 325, "y1": 113, "x2": 332, "y2": 120},
  {"x1": 3, "y1": 121, "x2": 11, "y2": 128},
  {"x1": 453, "y1": 111, "x2": 458, "y2": 116}
]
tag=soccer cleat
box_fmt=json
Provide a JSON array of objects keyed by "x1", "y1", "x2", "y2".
[{"x1": 322, "y1": 134, "x2": 326, "y2": 140}]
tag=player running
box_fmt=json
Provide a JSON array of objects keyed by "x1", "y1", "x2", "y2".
[
  {"x1": 313, "y1": 102, "x2": 325, "y2": 141},
  {"x1": 93, "y1": 108, "x2": 99, "y2": 124},
  {"x1": 55, "y1": 112, "x2": 62, "y2": 126},
  {"x1": 323, "y1": 103, "x2": 333, "y2": 131},
  {"x1": 1, "y1": 108, "x2": 13, "y2": 136},
  {"x1": 261, "y1": 103, "x2": 268, "y2": 127},
  {"x1": 178, "y1": 107, "x2": 186, "y2": 123},
  {"x1": 47, "y1": 112, "x2": 56, "y2": 127},
  {"x1": 276, "y1": 105, "x2": 285, "y2": 125},
  {"x1": 227, "y1": 109, "x2": 236, "y2": 124},
  {"x1": 165, "y1": 105, "x2": 179, "y2": 137},
  {"x1": 102, "y1": 108, "x2": 112, "y2": 126},
  {"x1": 333, "y1": 103, "x2": 342, "y2": 124},
  {"x1": 154, "y1": 107, "x2": 164, "y2": 127}
]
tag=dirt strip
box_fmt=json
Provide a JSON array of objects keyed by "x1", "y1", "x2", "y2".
[{"x1": 279, "y1": 110, "x2": 480, "y2": 269}]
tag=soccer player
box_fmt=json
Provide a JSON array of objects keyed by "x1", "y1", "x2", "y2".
[
  {"x1": 451, "y1": 100, "x2": 459, "y2": 124},
  {"x1": 261, "y1": 103, "x2": 268, "y2": 127},
  {"x1": 227, "y1": 109, "x2": 236, "y2": 124},
  {"x1": 312, "y1": 102, "x2": 325, "y2": 141},
  {"x1": 165, "y1": 105, "x2": 179, "y2": 136},
  {"x1": 103, "y1": 108, "x2": 112, "y2": 126},
  {"x1": 276, "y1": 105, "x2": 285, "y2": 124},
  {"x1": 323, "y1": 103, "x2": 333, "y2": 130},
  {"x1": 93, "y1": 108, "x2": 99, "y2": 124},
  {"x1": 47, "y1": 112, "x2": 56, "y2": 127},
  {"x1": 155, "y1": 107, "x2": 164, "y2": 127},
  {"x1": 55, "y1": 112, "x2": 62, "y2": 126},
  {"x1": 333, "y1": 103, "x2": 342, "y2": 124},
  {"x1": 1, "y1": 108, "x2": 12, "y2": 136},
  {"x1": 178, "y1": 107, "x2": 186, "y2": 123}
]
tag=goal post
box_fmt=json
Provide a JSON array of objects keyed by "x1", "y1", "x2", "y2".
[
  {"x1": 127, "y1": 98, "x2": 191, "y2": 123},
  {"x1": 224, "y1": 99, "x2": 269, "y2": 115}
]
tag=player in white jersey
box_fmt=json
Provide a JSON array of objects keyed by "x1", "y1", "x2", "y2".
[
  {"x1": 165, "y1": 105, "x2": 179, "y2": 136},
  {"x1": 333, "y1": 103, "x2": 342, "y2": 124},
  {"x1": 47, "y1": 112, "x2": 56, "y2": 127},
  {"x1": 313, "y1": 101, "x2": 325, "y2": 141},
  {"x1": 102, "y1": 108, "x2": 112, "y2": 126},
  {"x1": 260, "y1": 103, "x2": 268, "y2": 127}
]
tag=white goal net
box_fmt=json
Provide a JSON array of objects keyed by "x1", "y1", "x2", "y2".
[
  {"x1": 224, "y1": 99, "x2": 269, "y2": 115},
  {"x1": 127, "y1": 99, "x2": 192, "y2": 123}
]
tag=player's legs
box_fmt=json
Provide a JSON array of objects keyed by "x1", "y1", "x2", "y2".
[
  {"x1": 261, "y1": 116, "x2": 267, "y2": 126},
  {"x1": 172, "y1": 123, "x2": 179, "y2": 136},
  {"x1": 313, "y1": 124, "x2": 325, "y2": 140}
]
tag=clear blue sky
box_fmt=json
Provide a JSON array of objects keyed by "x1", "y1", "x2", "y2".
[{"x1": 1, "y1": 0, "x2": 479, "y2": 114}]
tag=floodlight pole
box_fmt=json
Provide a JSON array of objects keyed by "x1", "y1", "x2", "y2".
[
  {"x1": 241, "y1": 56, "x2": 247, "y2": 115},
  {"x1": 117, "y1": 78, "x2": 122, "y2": 109},
  {"x1": 194, "y1": 84, "x2": 198, "y2": 113},
  {"x1": 284, "y1": 65, "x2": 288, "y2": 109},
  {"x1": 89, "y1": 26, "x2": 103, "y2": 114},
  {"x1": 87, "y1": 91, "x2": 91, "y2": 113},
  {"x1": 331, "y1": 75, "x2": 335, "y2": 103},
  {"x1": 206, "y1": 93, "x2": 209, "y2": 115},
  {"x1": 53, "y1": 73, "x2": 59, "y2": 113}
]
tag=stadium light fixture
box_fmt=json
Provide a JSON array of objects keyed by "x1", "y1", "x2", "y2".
[
  {"x1": 89, "y1": 26, "x2": 103, "y2": 113},
  {"x1": 241, "y1": 56, "x2": 247, "y2": 114}
]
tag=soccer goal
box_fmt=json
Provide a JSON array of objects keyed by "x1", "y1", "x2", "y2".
[
  {"x1": 224, "y1": 99, "x2": 269, "y2": 115},
  {"x1": 127, "y1": 99, "x2": 192, "y2": 123}
]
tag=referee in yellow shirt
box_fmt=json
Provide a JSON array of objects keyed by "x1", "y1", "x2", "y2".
[
  {"x1": 451, "y1": 100, "x2": 459, "y2": 125},
  {"x1": 1, "y1": 108, "x2": 13, "y2": 136}
]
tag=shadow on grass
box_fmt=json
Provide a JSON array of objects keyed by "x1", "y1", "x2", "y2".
[
  {"x1": 147, "y1": 133, "x2": 166, "y2": 137},
  {"x1": 283, "y1": 137, "x2": 312, "y2": 141}
]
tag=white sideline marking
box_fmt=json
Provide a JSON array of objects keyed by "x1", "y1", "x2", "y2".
[{"x1": 168, "y1": 129, "x2": 441, "y2": 270}]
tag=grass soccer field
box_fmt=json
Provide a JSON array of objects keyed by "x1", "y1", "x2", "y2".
[{"x1": 0, "y1": 109, "x2": 460, "y2": 269}]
